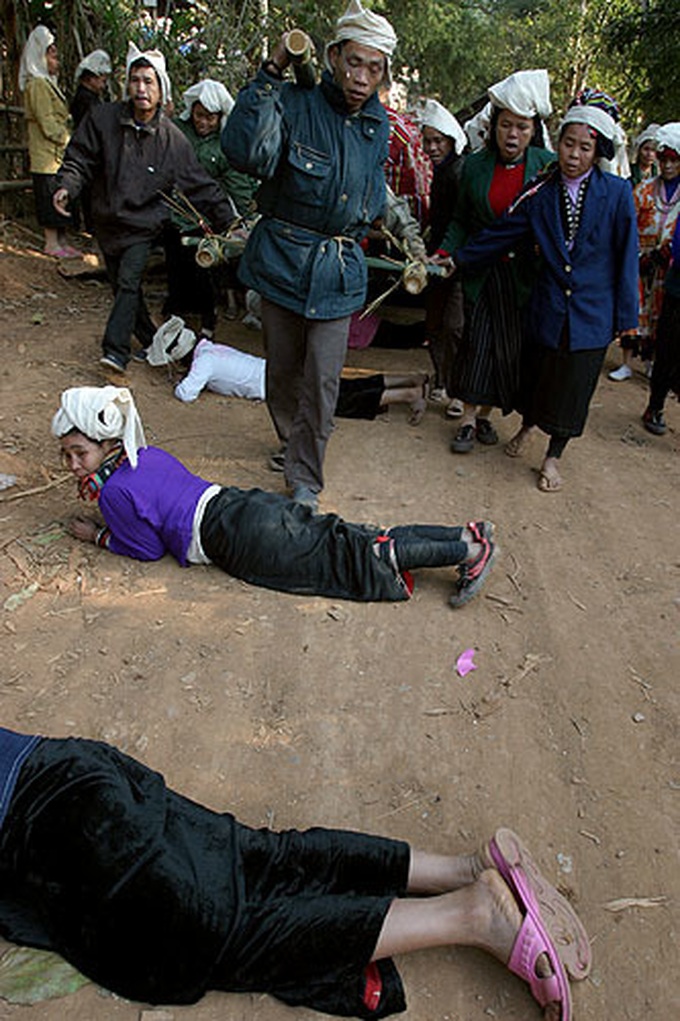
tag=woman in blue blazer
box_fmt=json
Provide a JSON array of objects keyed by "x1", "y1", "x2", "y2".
[{"x1": 450, "y1": 100, "x2": 639, "y2": 491}]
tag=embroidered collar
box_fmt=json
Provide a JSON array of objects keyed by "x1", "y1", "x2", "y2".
[
  {"x1": 559, "y1": 172, "x2": 591, "y2": 249},
  {"x1": 78, "y1": 443, "x2": 127, "y2": 502}
]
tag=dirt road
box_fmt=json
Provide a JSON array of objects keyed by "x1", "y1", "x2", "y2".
[{"x1": 0, "y1": 236, "x2": 678, "y2": 1020}]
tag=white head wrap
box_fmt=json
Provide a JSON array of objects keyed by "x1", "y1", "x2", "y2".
[
  {"x1": 74, "y1": 49, "x2": 112, "y2": 86},
  {"x1": 147, "y1": 317, "x2": 197, "y2": 366},
  {"x1": 125, "y1": 41, "x2": 172, "y2": 106},
  {"x1": 488, "y1": 69, "x2": 552, "y2": 120},
  {"x1": 464, "y1": 102, "x2": 492, "y2": 152},
  {"x1": 51, "y1": 386, "x2": 146, "y2": 468},
  {"x1": 19, "y1": 25, "x2": 55, "y2": 91},
  {"x1": 560, "y1": 103, "x2": 616, "y2": 142},
  {"x1": 179, "y1": 79, "x2": 234, "y2": 129},
  {"x1": 418, "y1": 99, "x2": 466, "y2": 156},
  {"x1": 324, "y1": 0, "x2": 397, "y2": 87},
  {"x1": 631, "y1": 123, "x2": 659, "y2": 158},
  {"x1": 656, "y1": 122, "x2": 680, "y2": 154},
  {"x1": 559, "y1": 104, "x2": 630, "y2": 176}
]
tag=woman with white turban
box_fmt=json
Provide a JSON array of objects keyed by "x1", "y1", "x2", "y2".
[
  {"x1": 629, "y1": 123, "x2": 659, "y2": 188},
  {"x1": 52, "y1": 386, "x2": 497, "y2": 607},
  {"x1": 639, "y1": 124, "x2": 680, "y2": 434},
  {"x1": 163, "y1": 79, "x2": 257, "y2": 335},
  {"x1": 70, "y1": 49, "x2": 112, "y2": 129},
  {"x1": 610, "y1": 121, "x2": 680, "y2": 383},
  {"x1": 19, "y1": 25, "x2": 79, "y2": 257},
  {"x1": 440, "y1": 70, "x2": 554, "y2": 454},
  {"x1": 419, "y1": 99, "x2": 467, "y2": 410},
  {"x1": 448, "y1": 95, "x2": 639, "y2": 492}
]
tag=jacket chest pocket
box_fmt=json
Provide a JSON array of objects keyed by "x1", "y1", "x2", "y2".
[{"x1": 282, "y1": 141, "x2": 333, "y2": 209}]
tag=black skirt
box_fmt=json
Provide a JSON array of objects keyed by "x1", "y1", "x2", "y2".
[
  {"x1": 650, "y1": 291, "x2": 680, "y2": 404},
  {"x1": 336, "y1": 374, "x2": 386, "y2": 420},
  {"x1": 31, "y1": 173, "x2": 71, "y2": 229},
  {"x1": 519, "y1": 340, "x2": 607, "y2": 438},
  {"x1": 453, "y1": 261, "x2": 523, "y2": 413},
  {"x1": 0, "y1": 737, "x2": 410, "y2": 1017},
  {"x1": 201, "y1": 487, "x2": 410, "y2": 602}
]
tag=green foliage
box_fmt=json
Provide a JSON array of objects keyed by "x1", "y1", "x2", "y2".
[
  {"x1": 2, "y1": 0, "x2": 667, "y2": 129},
  {"x1": 604, "y1": 0, "x2": 680, "y2": 124}
]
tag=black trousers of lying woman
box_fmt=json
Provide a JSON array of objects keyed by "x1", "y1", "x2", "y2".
[
  {"x1": 200, "y1": 487, "x2": 468, "y2": 601},
  {"x1": 0, "y1": 729, "x2": 409, "y2": 1017}
]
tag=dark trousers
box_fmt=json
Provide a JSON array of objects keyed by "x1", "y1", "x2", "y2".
[
  {"x1": 424, "y1": 277, "x2": 464, "y2": 392},
  {"x1": 163, "y1": 227, "x2": 217, "y2": 333},
  {"x1": 102, "y1": 242, "x2": 156, "y2": 364},
  {"x1": 389, "y1": 524, "x2": 466, "y2": 569},
  {"x1": 261, "y1": 298, "x2": 350, "y2": 493}
]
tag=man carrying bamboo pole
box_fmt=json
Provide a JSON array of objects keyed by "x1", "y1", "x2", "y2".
[{"x1": 223, "y1": 1, "x2": 398, "y2": 512}]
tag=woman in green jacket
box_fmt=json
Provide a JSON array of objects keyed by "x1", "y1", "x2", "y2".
[
  {"x1": 163, "y1": 79, "x2": 258, "y2": 335},
  {"x1": 441, "y1": 71, "x2": 553, "y2": 454}
]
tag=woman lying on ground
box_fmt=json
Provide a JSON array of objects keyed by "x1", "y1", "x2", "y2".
[
  {"x1": 52, "y1": 386, "x2": 496, "y2": 607},
  {"x1": 150, "y1": 322, "x2": 430, "y2": 425},
  {"x1": 0, "y1": 724, "x2": 589, "y2": 1019}
]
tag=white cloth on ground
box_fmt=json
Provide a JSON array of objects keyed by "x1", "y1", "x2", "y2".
[{"x1": 148, "y1": 316, "x2": 197, "y2": 366}]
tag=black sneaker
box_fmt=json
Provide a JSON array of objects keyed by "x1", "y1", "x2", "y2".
[
  {"x1": 100, "y1": 352, "x2": 126, "y2": 372},
  {"x1": 451, "y1": 423, "x2": 475, "y2": 453},
  {"x1": 131, "y1": 347, "x2": 149, "y2": 363},
  {"x1": 475, "y1": 417, "x2": 499, "y2": 445},
  {"x1": 642, "y1": 408, "x2": 666, "y2": 436},
  {"x1": 450, "y1": 520, "x2": 498, "y2": 607}
]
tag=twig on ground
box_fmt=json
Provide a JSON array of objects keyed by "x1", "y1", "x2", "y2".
[
  {"x1": 604, "y1": 896, "x2": 667, "y2": 912},
  {"x1": 506, "y1": 552, "x2": 522, "y2": 594},
  {"x1": 0, "y1": 474, "x2": 71, "y2": 503}
]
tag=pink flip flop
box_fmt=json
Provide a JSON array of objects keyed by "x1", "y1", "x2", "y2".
[
  {"x1": 506, "y1": 864, "x2": 572, "y2": 1021},
  {"x1": 490, "y1": 827, "x2": 591, "y2": 980}
]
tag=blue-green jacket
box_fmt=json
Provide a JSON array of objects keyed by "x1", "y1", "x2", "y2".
[{"x1": 222, "y1": 68, "x2": 389, "y2": 319}]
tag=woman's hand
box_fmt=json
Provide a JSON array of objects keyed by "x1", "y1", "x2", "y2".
[
  {"x1": 429, "y1": 253, "x2": 457, "y2": 278},
  {"x1": 68, "y1": 516, "x2": 100, "y2": 543}
]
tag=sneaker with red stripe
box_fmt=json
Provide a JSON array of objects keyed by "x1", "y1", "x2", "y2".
[{"x1": 450, "y1": 520, "x2": 497, "y2": 607}]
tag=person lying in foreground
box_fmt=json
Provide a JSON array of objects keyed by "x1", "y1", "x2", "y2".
[
  {"x1": 52, "y1": 386, "x2": 497, "y2": 607},
  {"x1": 0, "y1": 725, "x2": 589, "y2": 1019}
]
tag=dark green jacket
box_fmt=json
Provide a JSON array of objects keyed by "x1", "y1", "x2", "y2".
[
  {"x1": 174, "y1": 118, "x2": 257, "y2": 219},
  {"x1": 442, "y1": 145, "x2": 554, "y2": 304}
]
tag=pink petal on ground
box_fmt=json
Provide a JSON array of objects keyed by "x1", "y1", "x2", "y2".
[{"x1": 456, "y1": 648, "x2": 477, "y2": 677}]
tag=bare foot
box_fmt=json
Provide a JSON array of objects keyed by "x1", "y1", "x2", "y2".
[
  {"x1": 505, "y1": 426, "x2": 533, "y2": 458},
  {"x1": 537, "y1": 458, "x2": 562, "y2": 493},
  {"x1": 408, "y1": 393, "x2": 427, "y2": 425}
]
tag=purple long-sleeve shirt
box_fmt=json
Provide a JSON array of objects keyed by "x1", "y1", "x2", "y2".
[{"x1": 99, "y1": 447, "x2": 212, "y2": 566}]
